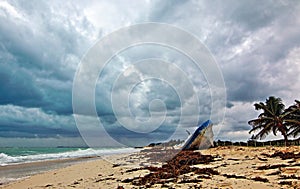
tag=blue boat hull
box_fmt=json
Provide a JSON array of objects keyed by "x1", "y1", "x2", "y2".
[{"x1": 182, "y1": 120, "x2": 214, "y2": 150}]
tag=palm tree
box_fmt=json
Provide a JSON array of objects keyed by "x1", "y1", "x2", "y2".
[
  {"x1": 248, "y1": 96, "x2": 289, "y2": 145},
  {"x1": 285, "y1": 100, "x2": 300, "y2": 138}
]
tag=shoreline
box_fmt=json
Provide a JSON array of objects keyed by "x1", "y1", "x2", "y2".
[
  {"x1": 0, "y1": 151, "x2": 143, "y2": 189},
  {"x1": 1, "y1": 146, "x2": 299, "y2": 188},
  {"x1": 0, "y1": 156, "x2": 101, "y2": 185},
  {"x1": 0, "y1": 149, "x2": 138, "y2": 186},
  {"x1": 0, "y1": 147, "x2": 140, "y2": 185}
]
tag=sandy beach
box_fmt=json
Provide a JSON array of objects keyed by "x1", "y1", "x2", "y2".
[{"x1": 1, "y1": 146, "x2": 299, "y2": 189}]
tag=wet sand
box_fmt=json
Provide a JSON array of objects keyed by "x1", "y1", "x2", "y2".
[
  {"x1": 1, "y1": 146, "x2": 299, "y2": 189},
  {"x1": 0, "y1": 156, "x2": 99, "y2": 183}
]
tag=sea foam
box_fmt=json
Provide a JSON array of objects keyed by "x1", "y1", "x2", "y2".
[{"x1": 0, "y1": 148, "x2": 138, "y2": 166}]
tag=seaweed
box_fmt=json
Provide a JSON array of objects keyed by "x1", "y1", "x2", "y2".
[
  {"x1": 122, "y1": 150, "x2": 217, "y2": 186},
  {"x1": 252, "y1": 176, "x2": 269, "y2": 182}
]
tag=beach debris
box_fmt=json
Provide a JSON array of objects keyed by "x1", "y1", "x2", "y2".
[
  {"x1": 178, "y1": 178, "x2": 203, "y2": 184},
  {"x1": 182, "y1": 120, "x2": 214, "y2": 150},
  {"x1": 257, "y1": 164, "x2": 290, "y2": 170},
  {"x1": 257, "y1": 157, "x2": 268, "y2": 161},
  {"x1": 262, "y1": 151, "x2": 300, "y2": 160},
  {"x1": 251, "y1": 176, "x2": 269, "y2": 182},
  {"x1": 222, "y1": 174, "x2": 247, "y2": 179},
  {"x1": 279, "y1": 180, "x2": 292, "y2": 185},
  {"x1": 122, "y1": 177, "x2": 138, "y2": 183},
  {"x1": 288, "y1": 159, "x2": 296, "y2": 163},
  {"x1": 266, "y1": 170, "x2": 281, "y2": 176},
  {"x1": 270, "y1": 151, "x2": 300, "y2": 160},
  {"x1": 95, "y1": 177, "x2": 116, "y2": 183},
  {"x1": 139, "y1": 120, "x2": 214, "y2": 163},
  {"x1": 113, "y1": 163, "x2": 121, "y2": 167},
  {"x1": 122, "y1": 150, "x2": 217, "y2": 186},
  {"x1": 125, "y1": 167, "x2": 143, "y2": 173},
  {"x1": 227, "y1": 158, "x2": 240, "y2": 161},
  {"x1": 217, "y1": 182, "x2": 232, "y2": 187},
  {"x1": 280, "y1": 174, "x2": 300, "y2": 179},
  {"x1": 281, "y1": 167, "x2": 300, "y2": 174}
]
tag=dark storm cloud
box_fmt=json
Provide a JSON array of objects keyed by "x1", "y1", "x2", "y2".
[
  {"x1": 222, "y1": 58, "x2": 272, "y2": 102},
  {"x1": 0, "y1": 0, "x2": 299, "y2": 145},
  {"x1": 207, "y1": 0, "x2": 290, "y2": 29},
  {"x1": 205, "y1": 1, "x2": 300, "y2": 103},
  {"x1": 0, "y1": 105, "x2": 78, "y2": 138},
  {"x1": 145, "y1": 0, "x2": 300, "y2": 104},
  {"x1": 0, "y1": 63, "x2": 43, "y2": 106},
  {"x1": 0, "y1": 124, "x2": 79, "y2": 138},
  {"x1": 0, "y1": 0, "x2": 93, "y2": 115},
  {"x1": 100, "y1": 116, "x2": 179, "y2": 147}
]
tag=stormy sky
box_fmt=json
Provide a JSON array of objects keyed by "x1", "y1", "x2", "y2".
[{"x1": 0, "y1": 0, "x2": 299, "y2": 147}]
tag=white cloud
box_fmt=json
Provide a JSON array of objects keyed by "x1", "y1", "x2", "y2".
[
  {"x1": 0, "y1": 137, "x2": 85, "y2": 147},
  {"x1": 215, "y1": 102, "x2": 257, "y2": 141},
  {"x1": 83, "y1": 0, "x2": 151, "y2": 37},
  {"x1": 268, "y1": 47, "x2": 300, "y2": 105},
  {"x1": 1, "y1": 0, "x2": 300, "y2": 146},
  {"x1": 0, "y1": 1, "x2": 25, "y2": 21},
  {"x1": 0, "y1": 104, "x2": 75, "y2": 131}
]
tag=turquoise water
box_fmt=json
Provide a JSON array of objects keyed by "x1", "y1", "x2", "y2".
[
  {"x1": 0, "y1": 147, "x2": 86, "y2": 157},
  {"x1": 0, "y1": 147, "x2": 138, "y2": 166},
  {"x1": 0, "y1": 147, "x2": 139, "y2": 184}
]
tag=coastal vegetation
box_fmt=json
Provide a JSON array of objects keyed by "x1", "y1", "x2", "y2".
[{"x1": 248, "y1": 96, "x2": 300, "y2": 145}]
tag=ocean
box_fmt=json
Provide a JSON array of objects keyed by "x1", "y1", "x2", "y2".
[
  {"x1": 0, "y1": 147, "x2": 138, "y2": 166},
  {"x1": 0, "y1": 147, "x2": 139, "y2": 184}
]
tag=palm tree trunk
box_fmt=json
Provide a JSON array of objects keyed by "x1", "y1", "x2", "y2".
[{"x1": 283, "y1": 133, "x2": 288, "y2": 146}]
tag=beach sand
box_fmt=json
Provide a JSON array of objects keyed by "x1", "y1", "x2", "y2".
[{"x1": 1, "y1": 146, "x2": 299, "y2": 189}]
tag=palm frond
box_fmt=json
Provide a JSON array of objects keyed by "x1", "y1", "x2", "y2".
[
  {"x1": 248, "y1": 96, "x2": 289, "y2": 141},
  {"x1": 288, "y1": 126, "x2": 300, "y2": 137}
]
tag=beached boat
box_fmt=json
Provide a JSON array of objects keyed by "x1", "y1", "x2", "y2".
[{"x1": 182, "y1": 120, "x2": 214, "y2": 150}]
